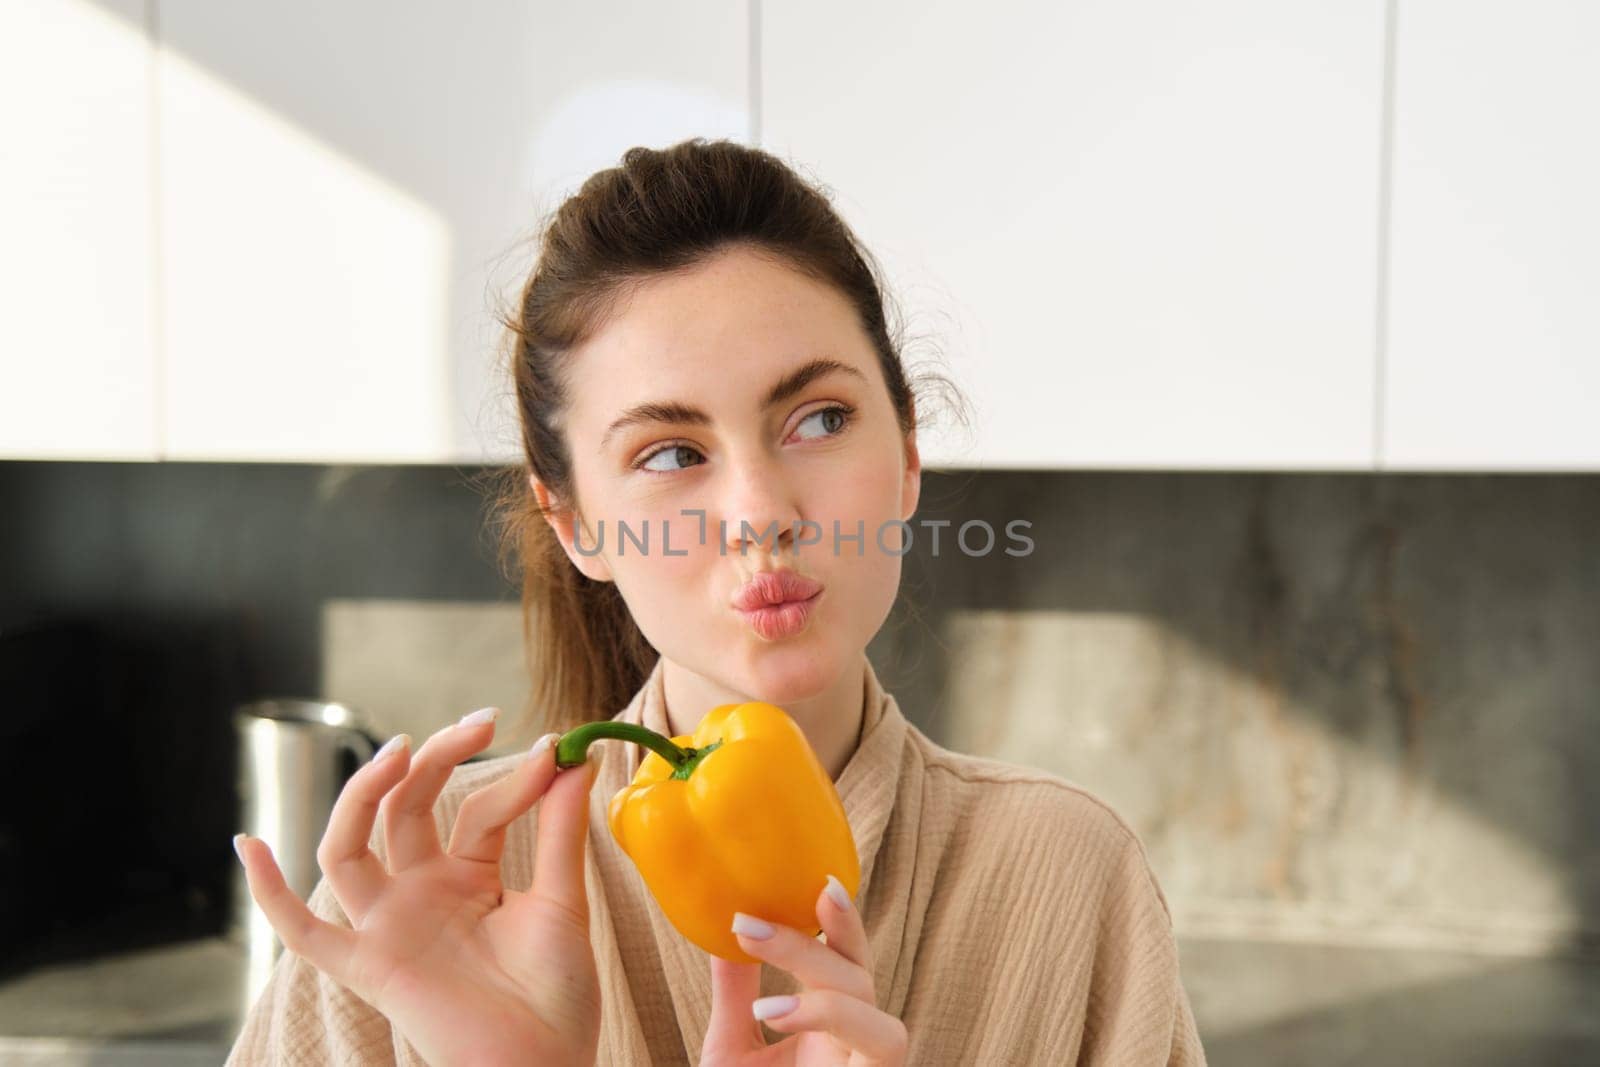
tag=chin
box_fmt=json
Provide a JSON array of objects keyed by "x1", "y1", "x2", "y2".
[{"x1": 729, "y1": 640, "x2": 843, "y2": 707}]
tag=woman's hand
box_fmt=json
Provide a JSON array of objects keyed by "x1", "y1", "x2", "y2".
[
  {"x1": 701, "y1": 875, "x2": 908, "y2": 1066},
  {"x1": 233, "y1": 710, "x2": 604, "y2": 1067}
]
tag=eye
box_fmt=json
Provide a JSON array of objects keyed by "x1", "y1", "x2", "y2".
[
  {"x1": 637, "y1": 443, "x2": 705, "y2": 474},
  {"x1": 632, "y1": 404, "x2": 856, "y2": 476},
  {"x1": 794, "y1": 404, "x2": 855, "y2": 442}
]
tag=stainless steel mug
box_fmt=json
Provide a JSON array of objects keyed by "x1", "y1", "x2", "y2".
[{"x1": 231, "y1": 699, "x2": 379, "y2": 1011}]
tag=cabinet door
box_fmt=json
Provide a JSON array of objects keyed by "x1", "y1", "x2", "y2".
[
  {"x1": 1385, "y1": 0, "x2": 1600, "y2": 470},
  {"x1": 0, "y1": 0, "x2": 157, "y2": 460},
  {"x1": 763, "y1": 0, "x2": 1386, "y2": 470},
  {"x1": 159, "y1": 1, "x2": 750, "y2": 463}
]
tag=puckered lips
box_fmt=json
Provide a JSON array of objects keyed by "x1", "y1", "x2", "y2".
[{"x1": 731, "y1": 568, "x2": 824, "y2": 612}]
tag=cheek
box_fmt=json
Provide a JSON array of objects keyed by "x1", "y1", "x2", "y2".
[
  {"x1": 609, "y1": 511, "x2": 705, "y2": 582},
  {"x1": 821, "y1": 460, "x2": 906, "y2": 527},
  {"x1": 615, "y1": 510, "x2": 733, "y2": 625},
  {"x1": 806, "y1": 474, "x2": 910, "y2": 578}
]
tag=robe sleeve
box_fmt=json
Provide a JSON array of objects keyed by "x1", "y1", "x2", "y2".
[
  {"x1": 1168, "y1": 962, "x2": 1207, "y2": 1066},
  {"x1": 1076, "y1": 827, "x2": 1208, "y2": 1066}
]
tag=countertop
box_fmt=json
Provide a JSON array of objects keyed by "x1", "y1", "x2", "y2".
[
  {"x1": 0, "y1": 937, "x2": 244, "y2": 1066},
  {"x1": 3, "y1": 934, "x2": 1599, "y2": 1065}
]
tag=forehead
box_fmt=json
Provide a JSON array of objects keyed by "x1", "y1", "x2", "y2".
[{"x1": 563, "y1": 247, "x2": 871, "y2": 423}]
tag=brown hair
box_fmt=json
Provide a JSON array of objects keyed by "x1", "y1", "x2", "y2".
[{"x1": 481, "y1": 137, "x2": 967, "y2": 735}]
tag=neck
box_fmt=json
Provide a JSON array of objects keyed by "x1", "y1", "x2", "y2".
[{"x1": 660, "y1": 656, "x2": 868, "y2": 781}]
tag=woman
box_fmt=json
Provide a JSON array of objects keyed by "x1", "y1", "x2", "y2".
[{"x1": 228, "y1": 139, "x2": 1206, "y2": 1066}]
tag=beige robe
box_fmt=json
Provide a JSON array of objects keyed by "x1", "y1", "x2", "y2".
[{"x1": 227, "y1": 656, "x2": 1207, "y2": 1064}]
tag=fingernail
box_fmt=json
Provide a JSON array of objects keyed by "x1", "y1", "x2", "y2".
[
  {"x1": 731, "y1": 912, "x2": 775, "y2": 940},
  {"x1": 456, "y1": 706, "x2": 499, "y2": 728},
  {"x1": 371, "y1": 734, "x2": 409, "y2": 763},
  {"x1": 752, "y1": 994, "x2": 799, "y2": 1021},
  {"x1": 527, "y1": 733, "x2": 559, "y2": 762},
  {"x1": 232, "y1": 833, "x2": 248, "y2": 863},
  {"x1": 824, "y1": 873, "x2": 852, "y2": 911}
]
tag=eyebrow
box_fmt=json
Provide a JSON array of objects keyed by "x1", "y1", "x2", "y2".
[{"x1": 600, "y1": 357, "x2": 868, "y2": 449}]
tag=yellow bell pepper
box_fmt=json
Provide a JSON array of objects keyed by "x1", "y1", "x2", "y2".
[{"x1": 554, "y1": 699, "x2": 860, "y2": 963}]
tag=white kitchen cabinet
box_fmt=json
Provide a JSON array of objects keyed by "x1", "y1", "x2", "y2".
[
  {"x1": 762, "y1": 0, "x2": 1387, "y2": 470},
  {"x1": 1384, "y1": 0, "x2": 1600, "y2": 470},
  {"x1": 0, "y1": 0, "x2": 158, "y2": 461},
  {"x1": 158, "y1": 1, "x2": 750, "y2": 463}
]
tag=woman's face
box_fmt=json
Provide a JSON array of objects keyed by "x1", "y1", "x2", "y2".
[{"x1": 536, "y1": 243, "x2": 921, "y2": 706}]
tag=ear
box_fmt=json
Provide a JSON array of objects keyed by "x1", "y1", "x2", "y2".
[
  {"x1": 900, "y1": 430, "x2": 922, "y2": 522},
  {"x1": 529, "y1": 472, "x2": 613, "y2": 583}
]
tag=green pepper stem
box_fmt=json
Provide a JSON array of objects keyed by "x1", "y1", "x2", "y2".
[{"x1": 554, "y1": 720, "x2": 692, "y2": 770}]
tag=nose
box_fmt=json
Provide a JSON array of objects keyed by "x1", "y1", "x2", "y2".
[{"x1": 719, "y1": 451, "x2": 802, "y2": 558}]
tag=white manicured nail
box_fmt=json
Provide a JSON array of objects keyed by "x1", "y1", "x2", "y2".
[
  {"x1": 752, "y1": 994, "x2": 799, "y2": 1021},
  {"x1": 371, "y1": 734, "x2": 409, "y2": 763},
  {"x1": 731, "y1": 912, "x2": 775, "y2": 940},
  {"x1": 456, "y1": 706, "x2": 499, "y2": 728},
  {"x1": 824, "y1": 873, "x2": 851, "y2": 911},
  {"x1": 527, "y1": 733, "x2": 559, "y2": 761}
]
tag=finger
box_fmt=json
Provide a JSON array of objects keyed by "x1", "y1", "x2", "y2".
[
  {"x1": 382, "y1": 707, "x2": 501, "y2": 870},
  {"x1": 316, "y1": 734, "x2": 409, "y2": 923},
  {"x1": 731, "y1": 911, "x2": 873, "y2": 1002},
  {"x1": 704, "y1": 957, "x2": 765, "y2": 1055},
  {"x1": 447, "y1": 733, "x2": 561, "y2": 864},
  {"x1": 752, "y1": 988, "x2": 908, "y2": 1063},
  {"x1": 815, "y1": 872, "x2": 871, "y2": 971},
  {"x1": 529, "y1": 741, "x2": 605, "y2": 928},
  {"x1": 234, "y1": 833, "x2": 362, "y2": 994}
]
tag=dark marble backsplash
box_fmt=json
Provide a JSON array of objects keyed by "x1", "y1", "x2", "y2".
[{"x1": 2, "y1": 462, "x2": 1596, "y2": 971}]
